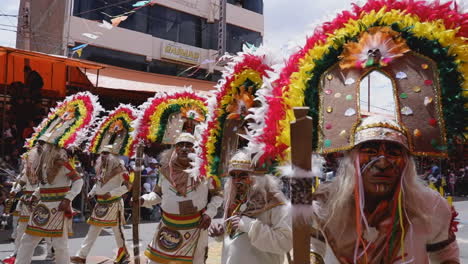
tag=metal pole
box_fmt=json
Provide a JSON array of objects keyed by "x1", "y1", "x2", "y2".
[
  {"x1": 217, "y1": 0, "x2": 227, "y2": 58},
  {"x1": 132, "y1": 144, "x2": 144, "y2": 264}
]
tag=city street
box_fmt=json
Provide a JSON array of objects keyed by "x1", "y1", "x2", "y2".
[{"x1": 0, "y1": 200, "x2": 467, "y2": 263}]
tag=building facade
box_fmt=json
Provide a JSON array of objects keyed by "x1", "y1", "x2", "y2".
[{"x1": 16, "y1": 0, "x2": 264, "y2": 82}]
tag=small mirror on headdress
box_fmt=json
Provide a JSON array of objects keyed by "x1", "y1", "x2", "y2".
[{"x1": 359, "y1": 70, "x2": 396, "y2": 120}]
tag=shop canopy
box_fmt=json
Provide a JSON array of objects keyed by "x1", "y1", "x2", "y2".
[{"x1": 0, "y1": 46, "x2": 215, "y2": 97}]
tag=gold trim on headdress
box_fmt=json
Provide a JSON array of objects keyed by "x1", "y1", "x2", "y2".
[{"x1": 228, "y1": 151, "x2": 252, "y2": 173}]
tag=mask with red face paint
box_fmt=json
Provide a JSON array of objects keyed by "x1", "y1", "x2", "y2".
[{"x1": 358, "y1": 141, "x2": 407, "y2": 198}]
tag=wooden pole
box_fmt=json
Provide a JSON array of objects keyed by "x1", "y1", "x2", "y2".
[
  {"x1": 290, "y1": 107, "x2": 313, "y2": 264},
  {"x1": 132, "y1": 144, "x2": 144, "y2": 264}
]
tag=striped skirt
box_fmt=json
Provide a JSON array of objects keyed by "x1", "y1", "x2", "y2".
[
  {"x1": 87, "y1": 196, "x2": 125, "y2": 227},
  {"x1": 145, "y1": 211, "x2": 203, "y2": 264}
]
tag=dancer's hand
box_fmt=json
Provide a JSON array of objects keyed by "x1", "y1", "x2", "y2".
[
  {"x1": 199, "y1": 214, "x2": 212, "y2": 230},
  {"x1": 230, "y1": 215, "x2": 241, "y2": 231},
  {"x1": 208, "y1": 222, "x2": 224, "y2": 237},
  {"x1": 58, "y1": 199, "x2": 71, "y2": 211},
  {"x1": 101, "y1": 192, "x2": 112, "y2": 200}
]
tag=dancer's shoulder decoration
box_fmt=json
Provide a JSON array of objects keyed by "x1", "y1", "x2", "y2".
[
  {"x1": 25, "y1": 92, "x2": 103, "y2": 149},
  {"x1": 250, "y1": 0, "x2": 467, "y2": 162},
  {"x1": 88, "y1": 104, "x2": 139, "y2": 157},
  {"x1": 133, "y1": 89, "x2": 207, "y2": 145},
  {"x1": 195, "y1": 46, "x2": 275, "y2": 187}
]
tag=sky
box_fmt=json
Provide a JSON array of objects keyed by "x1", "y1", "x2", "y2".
[
  {"x1": 0, "y1": 0, "x2": 19, "y2": 47},
  {"x1": 0, "y1": 0, "x2": 353, "y2": 50}
]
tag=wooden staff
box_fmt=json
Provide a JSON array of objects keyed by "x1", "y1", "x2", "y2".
[
  {"x1": 132, "y1": 144, "x2": 144, "y2": 264},
  {"x1": 290, "y1": 107, "x2": 313, "y2": 264}
]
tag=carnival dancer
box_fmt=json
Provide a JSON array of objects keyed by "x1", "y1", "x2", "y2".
[
  {"x1": 70, "y1": 146, "x2": 130, "y2": 264},
  {"x1": 71, "y1": 104, "x2": 137, "y2": 264},
  {"x1": 14, "y1": 135, "x2": 83, "y2": 264},
  {"x1": 140, "y1": 133, "x2": 223, "y2": 264},
  {"x1": 15, "y1": 92, "x2": 102, "y2": 264},
  {"x1": 309, "y1": 116, "x2": 460, "y2": 263},
  {"x1": 3, "y1": 143, "x2": 42, "y2": 264},
  {"x1": 209, "y1": 151, "x2": 292, "y2": 264}
]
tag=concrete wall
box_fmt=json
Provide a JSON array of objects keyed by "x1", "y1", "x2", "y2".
[
  {"x1": 69, "y1": 16, "x2": 219, "y2": 72},
  {"x1": 155, "y1": 0, "x2": 264, "y2": 33},
  {"x1": 17, "y1": 0, "x2": 68, "y2": 55}
]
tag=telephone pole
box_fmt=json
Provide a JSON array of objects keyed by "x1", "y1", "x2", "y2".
[{"x1": 217, "y1": 0, "x2": 227, "y2": 58}]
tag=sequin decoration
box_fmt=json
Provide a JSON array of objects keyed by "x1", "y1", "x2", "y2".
[
  {"x1": 396, "y1": 72, "x2": 407, "y2": 79},
  {"x1": 345, "y1": 78, "x2": 355, "y2": 85},
  {"x1": 334, "y1": 93, "x2": 342, "y2": 98},
  {"x1": 421, "y1": 64, "x2": 429, "y2": 69},
  {"x1": 327, "y1": 74, "x2": 333, "y2": 80},
  {"x1": 401, "y1": 106, "x2": 413, "y2": 115},
  {"x1": 326, "y1": 106, "x2": 333, "y2": 113},
  {"x1": 344, "y1": 108, "x2": 356, "y2": 116},
  {"x1": 400, "y1": 93, "x2": 408, "y2": 99},
  {"x1": 346, "y1": 95, "x2": 353, "y2": 101},
  {"x1": 424, "y1": 96, "x2": 433, "y2": 106},
  {"x1": 325, "y1": 89, "x2": 333, "y2": 95},
  {"x1": 324, "y1": 139, "x2": 332, "y2": 148},
  {"x1": 412, "y1": 86, "x2": 421, "y2": 93},
  {"x1": 428, "y1": 118, "x2": 437, "y2": 127},
  {"x1": 325, "y1": 123, "x2": 332, "y2": 130},
  {"x1": 424, "y1": 80, "x2": 433, "y2": 86},
  {"x1": 413, "y1": 129, "x2": 422, "y2": 137},
  {"x1": 339, "y1": 130, "x2": 347, "y2": 138}
]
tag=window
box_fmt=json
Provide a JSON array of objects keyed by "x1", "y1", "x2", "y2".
[
  {"x1": 73, "y1": 0, "x2": 149, "y2": 33},
  {"x1": 150, "y1": 5, "x2": 202, "y2": 47},
  {"x1": 226, "y1": 24, "x2": 262, "y2": 53},
  {"x1": 359, "y1": 70, "x2": 396, "y2": 119},
  {"x1": 78, "y1": 45, "x2": 147, "y2": 71},
  {"x1": 227, "y1": 0, "x2": 263, "y2": 14}
]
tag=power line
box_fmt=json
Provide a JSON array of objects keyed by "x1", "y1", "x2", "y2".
[
  {"x1": 0, "y1": 23, "x2": 17, "y2": 28},
  {"x1": 0, "y1": 14, "x2": 17, "y2": 17},
  {"x1": 73, "y1": 0, "x2": 136, "y2": 16},
  {"x1": 0, "y1": 28, "x2": 17, "y2": 33}
]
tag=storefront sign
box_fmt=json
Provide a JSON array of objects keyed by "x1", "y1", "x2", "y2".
[{"x1": 161, "y1": 41, "x2": 201, "y2": 65}]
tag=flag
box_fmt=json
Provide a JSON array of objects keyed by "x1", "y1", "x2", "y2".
[{"x1": 132, "y1": 1, "x2": 150, "y2": 7}]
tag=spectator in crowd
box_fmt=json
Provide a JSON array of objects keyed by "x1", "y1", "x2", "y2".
[
  {"x1": 448, "y1": 170, "x2": 456, "y2": 196},
  {"x1": 142, "y1": 158, "x2": 160, "y2": 194},
  {"x1": 21, "y1": 120, "x2": 35, "y2": 140},
  {"x1": 24, "y1": 65, "x2": 43, "y2": 98}
]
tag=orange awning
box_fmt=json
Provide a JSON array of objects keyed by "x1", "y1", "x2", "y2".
[
  {"x1": 82, "y1": 66, "x2": 215, "y2": 96},
  {"x1": 0, "y1": 46, "x2": 103, "y2": 97}
]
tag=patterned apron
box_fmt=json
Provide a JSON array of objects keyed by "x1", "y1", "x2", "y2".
[
  {"x1": 87, "y1": 196, "x2": 125, "y2": 227},
  {"x1": 18, "y1": 191, "x2": 34, "y2": 222},
  {"x1": 145, "y1": 210, "x2": 203, "y2": 264},
  {"x1": 26, "y1": 187, "x2": 71, "y2": 237}
]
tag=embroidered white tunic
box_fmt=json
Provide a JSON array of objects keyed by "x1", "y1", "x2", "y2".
[
  {"x1": 310, "y1": 189, "x2": 460, "y2": 264},
  {"x1": 220, "y1": 203, "x2": 292, "y2": 264},
  {"x1": 87, "y1": 170, "x2": 129, "y2": 226},
  {"x1": 26, "y1": 160, "x2": 83, "y2": 237},
  {"x1": 142, "y1": 174, "x2": 222, "y2": 264}
]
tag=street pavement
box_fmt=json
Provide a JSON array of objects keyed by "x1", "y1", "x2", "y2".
[{"x1": 0, "y1": 200, "x2": 467, "y2": 263}]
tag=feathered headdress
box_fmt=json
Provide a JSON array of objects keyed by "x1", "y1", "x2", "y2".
[
  {"x1": 193, "y1": 45, "x2": 276, "y2": 187},
  {"x1": 132, "y1": 89, "x2": 207, "y2": 146},
  {"x1": 87, "y1": 104, "x2": 139, "y2": 157},
  {"x1": 250, "y1": 0, "x2": 467, "y2": 162},
  {"x1": 25, "y1": 92, "x2": 103, "y2": 150}
]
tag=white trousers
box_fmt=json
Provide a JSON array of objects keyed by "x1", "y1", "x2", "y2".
[
  {"x1": 15, "y1": 225, "x2": 69, "y2": 264},
  {"x1": 77, "y1": 224, "x2": 126, "y2": 258},
  {"x1": 11, "y1": 215, "x2": 19, "y2": 240},
  {"x1": 13, "y1": 221, "x2": 27, "y2": 255},
  {"x1": 148, "y1": 230, "x2": 208, "y2": 264}
]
